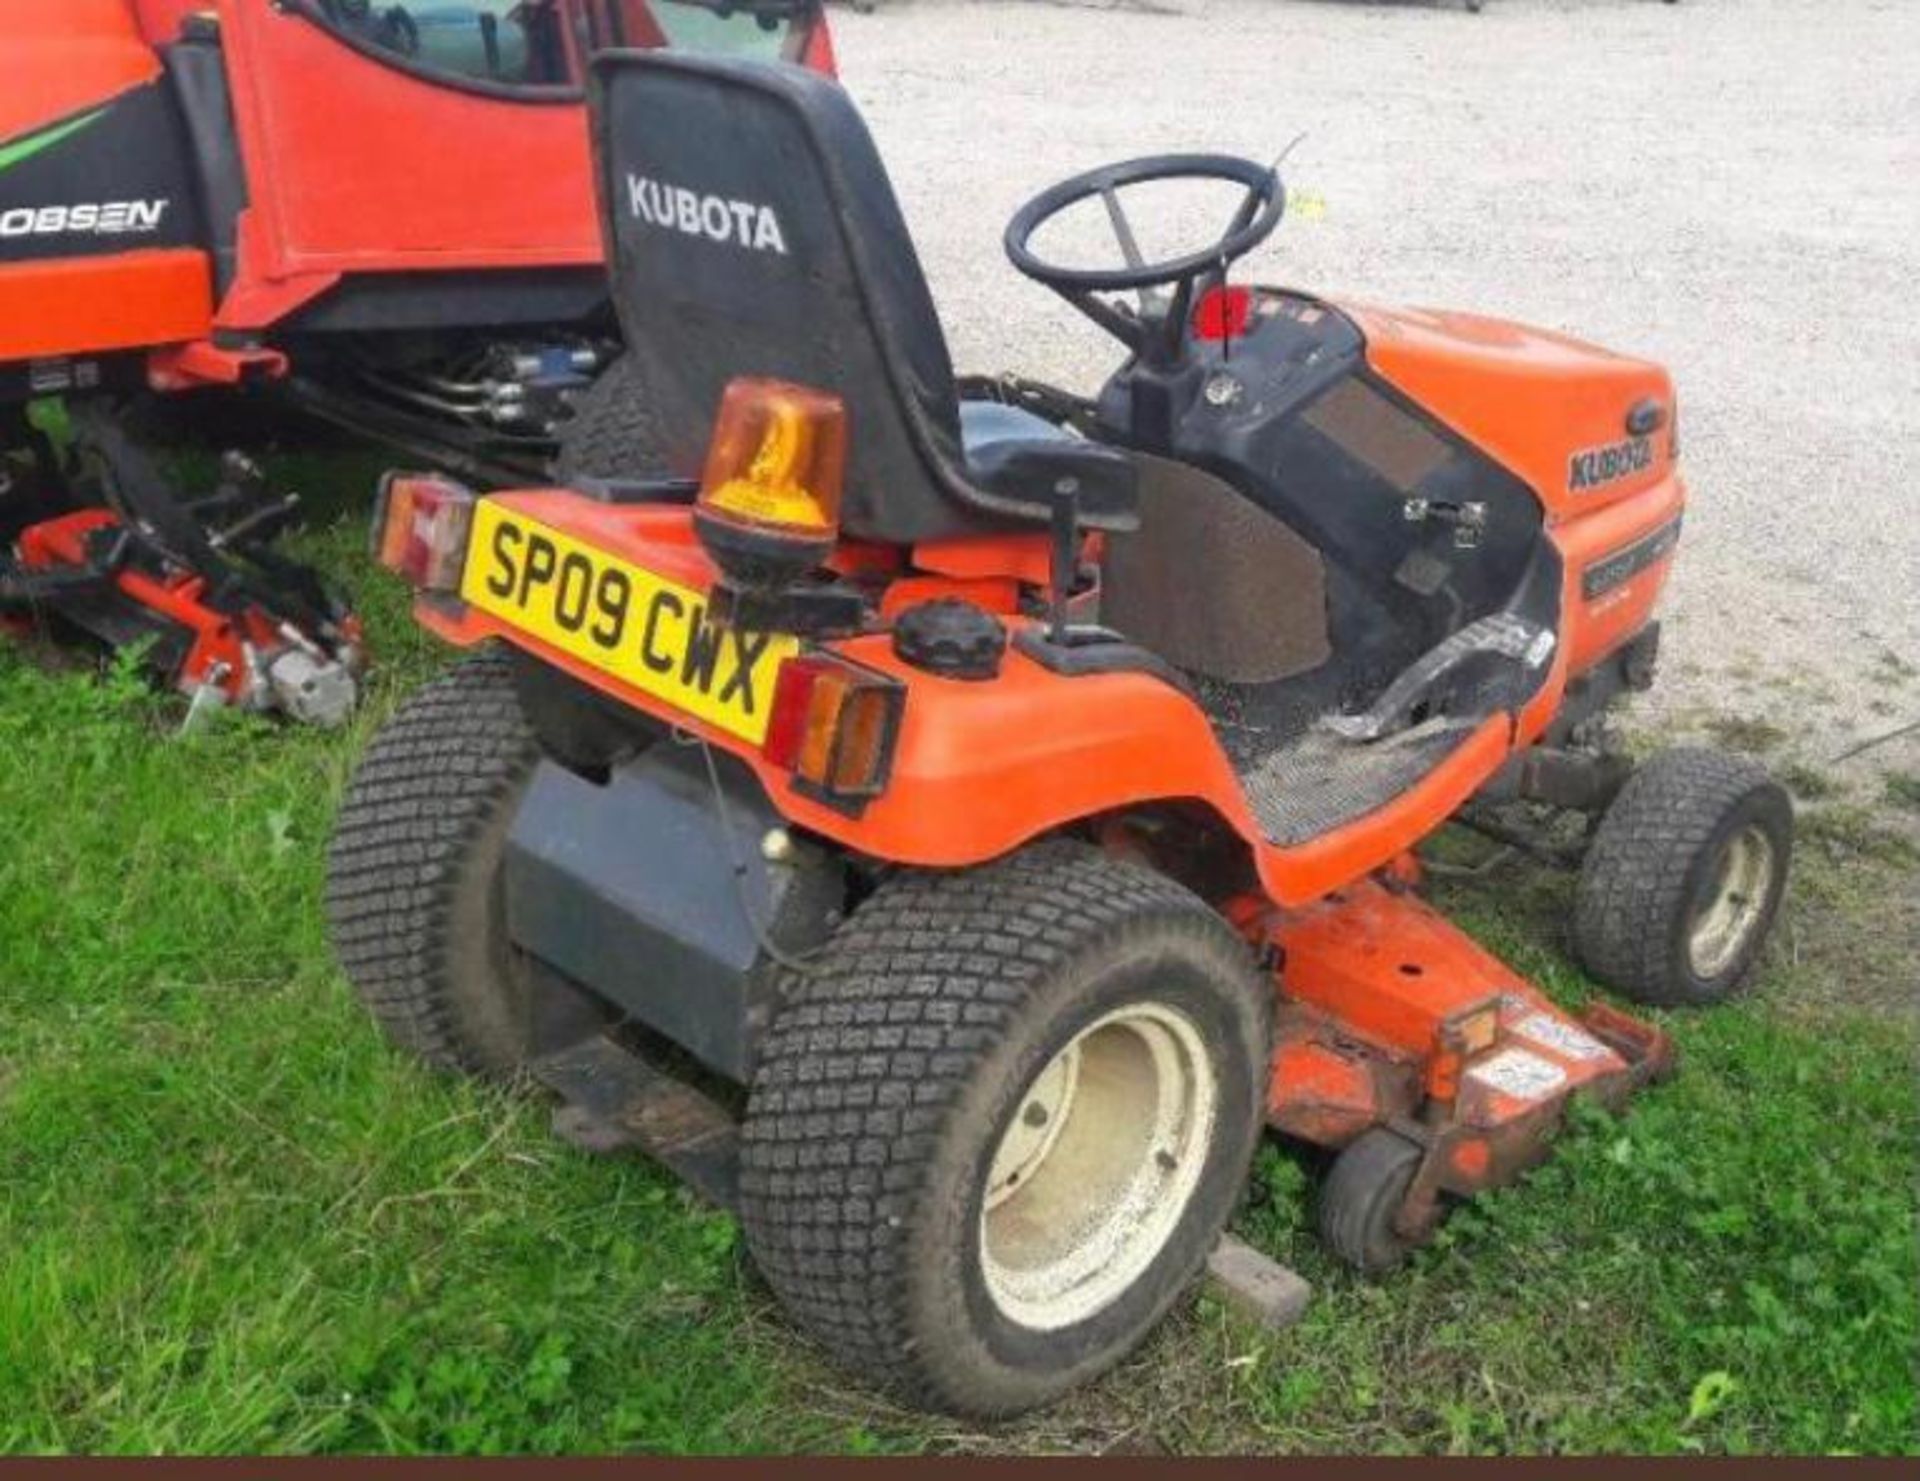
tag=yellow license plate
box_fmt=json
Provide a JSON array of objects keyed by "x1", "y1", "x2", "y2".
[{"x1": 461, "y1": 501, "x2": 798, "y2": 743}]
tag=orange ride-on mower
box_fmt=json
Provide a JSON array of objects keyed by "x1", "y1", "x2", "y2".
[{"x1": 326, "y1": 54, "x2": 1794, "y2": 1415}]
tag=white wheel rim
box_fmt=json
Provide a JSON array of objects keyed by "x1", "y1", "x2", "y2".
[
  {"x1": 1688, "y1": 824, "x2": 1775, "y2": 979},
  {"x1": 979, "y1": 1002, "x2": 1217, "y2": 1332}
]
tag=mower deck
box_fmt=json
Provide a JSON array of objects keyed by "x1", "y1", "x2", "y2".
[
  {"x1": 1264, "y1": 877, "x2": 1673, "y2": 1243},
  {"x1": 530, "y1": 866, "x2": 1672, "y2": 1283}
]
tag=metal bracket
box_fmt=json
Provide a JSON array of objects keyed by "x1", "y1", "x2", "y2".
[
  {"x1": 1403, "y1": 496, "x2": 1489, "y2": 549},
  {"x1": 532, "y1": 1034, "x2": 743, "y2": 1210}
]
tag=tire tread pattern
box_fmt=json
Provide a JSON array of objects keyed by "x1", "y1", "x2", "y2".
[
  {"x1": 554, "y1": 354, "x2": 674, "y2": 485},
  {"x1": 737, "y1": 840, "x2": 1259, "y2": 1411},
  {"x1": 324, "y1": 649, "x2": 537, "y2": 1074},
  {"x1": 1572, "y1": 745, "x2": 1787, "y2": 1006}
]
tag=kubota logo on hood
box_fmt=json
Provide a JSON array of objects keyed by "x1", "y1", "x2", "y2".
[
  {"x1": 627, "y1": 174, "x2": 788, "y2": 256},
  {"x1": 1568, "y1": 435, "x2": 1654, "y2": 493}
]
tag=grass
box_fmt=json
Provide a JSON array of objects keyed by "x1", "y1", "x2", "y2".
[
  {"x1": 1775, "y1": 761, "x2": 1838, "y2": 803},
  {"x1": 1701, "y1": 715, "x2": 1789, "y2": 756},
  {"x1": 0, "y1": 452, "x2": 1914, "y2": 1455}
]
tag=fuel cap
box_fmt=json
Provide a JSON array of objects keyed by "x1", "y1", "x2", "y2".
[{"x1": 892, "y1": 599, "x2": 1007, "y2": 681}]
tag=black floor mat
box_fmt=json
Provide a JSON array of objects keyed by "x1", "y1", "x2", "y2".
[
  {"x1": 1194, "y1": 667, "x2": 1481, "y2": 846},
  {"x1": 1187, "y1": 596, "x2": 1552, "y2": 846},
  {"x1": 1231, "y1": 715, "x2": 1481, "y2": 846}
]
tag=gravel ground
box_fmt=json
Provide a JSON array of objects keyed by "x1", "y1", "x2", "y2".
[{"x1": 832, "y1": 0, "x2": 1920, "y2": 772}]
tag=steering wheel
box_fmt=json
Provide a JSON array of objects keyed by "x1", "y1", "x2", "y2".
[{"x1": 1004, "y1": 154, "x2": 1285, "y2": 361}]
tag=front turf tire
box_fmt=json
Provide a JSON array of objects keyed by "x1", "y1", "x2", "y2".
[
  {"x1": 325, "y1": 649, "x2": 541, "y2": 1077},
  {"x1": 1572, "y1": 747, "x2": 1792, "y2": 1008},
  {"x1": 737, "y1": 840, "x2": 1273, "y2": 1418}
]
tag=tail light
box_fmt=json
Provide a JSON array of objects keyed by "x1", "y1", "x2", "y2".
[
  {"x1": 694, "y1": 378, "x2": 847, "y2": 588},
  {"x1": 763, "y1": 652, "x2": 905, "y2": 809},
  {"x1": 373, "y1": 472, "x2": 477, "y2": 592}
]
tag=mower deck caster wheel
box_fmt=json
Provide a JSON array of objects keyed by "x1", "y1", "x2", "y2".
[
  {"x1": 738, "y1": 840, "x2": 1272, "y2": 1417},
  {"x1": 1319, "y1": 1128, "x2": 1428, "y2": 1276},
  {"x1": 1573, "y1": 747, "x2": 1792, "y2": 1007}
]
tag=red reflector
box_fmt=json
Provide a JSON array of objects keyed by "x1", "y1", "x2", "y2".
[
  {"x1": 763, "y1": 656, "x2": 830, "y2": 772},
  {"x1": 1193, "y1": 285, "x2": 1252, "y2": 341}
]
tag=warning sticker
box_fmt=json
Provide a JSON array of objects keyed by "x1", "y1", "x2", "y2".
[
  {"x1": 1467, "y1": 1048, "x2": 1568, "y2": 1101},
  {"x1": 1513, "y1": 1011, "x2": 1610, "y2": 1062}
]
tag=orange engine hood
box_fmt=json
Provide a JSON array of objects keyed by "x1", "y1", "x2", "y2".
[{"x1": 1338, "y1": 301, "x2": 1676, "y2": 521}]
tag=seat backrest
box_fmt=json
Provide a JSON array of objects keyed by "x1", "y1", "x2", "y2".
[{"x1": 590, "y1": 50, "x2": 1030, "y2": 543}]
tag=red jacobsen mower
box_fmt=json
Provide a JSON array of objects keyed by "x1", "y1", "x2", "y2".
[
  {"x1": 0, "y1": 0, "x2": 831, "y2": 723},
  {"x1": 328, "y1": 53, "x2": 1793, "y2": 1415}
]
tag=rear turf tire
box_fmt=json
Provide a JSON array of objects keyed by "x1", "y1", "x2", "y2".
[
  {"x1": 737, "y1": 840, "x2": 1273, "y2": 1417},
  {"x1": 1572, "y1": 746, "x2": 1792, "y2": 1008},
  {"x1": 1319, "y1": 1128, "x2": 1425, "y2": 1275},
  {"x1": 324, "y1": 648, "x2": 541, "y2": 1077}
]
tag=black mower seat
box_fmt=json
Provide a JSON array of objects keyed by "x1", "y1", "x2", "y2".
[
  {"x1": 958, "y1": 399, "x2": 1067, "y2": 452},
  {"x1": 957, "y1": 400, "x2": 1136, "y2": 520},
  {"x1": 591, "y1": 51, "x2": 1137, "y2": 544}
]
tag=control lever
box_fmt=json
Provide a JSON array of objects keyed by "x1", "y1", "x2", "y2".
[{"x1": 1047, "y1": 480, "x2": 1082, "y2": 643}]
